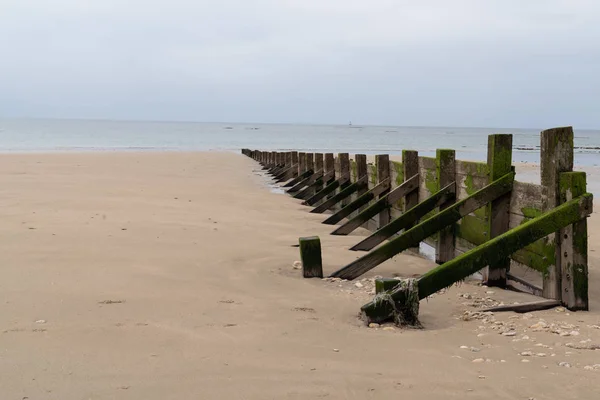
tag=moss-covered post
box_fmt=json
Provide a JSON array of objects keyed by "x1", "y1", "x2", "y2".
[
  {"x1": 298, "y1": 152, "x2": 307, "y2": 174},
  {"x1": 299, "y1": 236, "x2": 323, "y2": 278},
  {"x1": 559, "y1": 171, "x2": 588, "y2": 310},
  {"x1": 435, "y1": 149, "x2": 456, "y2": 263},
  {"x1": 376, "y1": 154, "x2": 391, "y2": 228},
  {"x1": 403, "y1": 150, "x2": 419, "y2": 252},
  {"x1": 541, "y1": 127, "x2": 574, "y2": 300},
  {"x1": 486, "y1": 134, "x2": 513, "y2": 287}
]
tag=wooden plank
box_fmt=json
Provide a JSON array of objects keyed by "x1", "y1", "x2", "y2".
[
  {"x1": 322, "y1": 178, "x2": 391, "y2": 225},
  {"x1": 283, "y1": 169, "x2": 312, "y2": 188},
  {"x1": 419, "y1": 156, "x2": 436, "y2": 170},
  {"x1": 481, "y1": 300, "x2": 559, "y2": 313},
  {"x1": 541, "y1": 127, "x2": 574, "y2": 300},
  {"x1": 507, "y1": 272, "x2": 544, "y2": 297},
  {"x1": 330, "y1": 172, "x2": 515, "y2": 279},
  {"x1": 331, "y1": 174, "x2": 418, "y2": 235},
  {"x1": 559, "y1": 171, "x2": 589, "y2": 310},
  {"x1": 510, "y1": 181, "x2": 544, "y2": 215},
  {"x1": 456, "y1": 160, "x2": 489, "y2": 178},
  {"x1": 418, "y1": 193, "x2": 592, "y2": 299},
  {"x1": 376, "y1": 155, "x2": 391, "y2": 227},
  {"x1": 350, "y1": 182, "x2": 455, "y2": 251},
  {"x1": 310, "y1": 176, "x2": 367, "y2": 214},
  {"x1": 436, "y1": 149, "x2": 456, "y2": 264}
]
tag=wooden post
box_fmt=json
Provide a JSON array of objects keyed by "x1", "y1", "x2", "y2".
[
  {"x1": 298, "y1": 152, "x2": 307, "y2": 173},
  {"x1": 486, "y1": 134, "x2": 513, "y2": 287},
  {"x1": 338, "y1": 153, "x2": 350, "y2": 208},
  {"x1": 314, "y1": 153, "x2": 324, "y2": 193},
  {"x1": 559, "y1": 171, "x2": 589, "y2": 310},
  {"x1": 435, "y1": 149, "x2": 456, "y2": 264},
  {"x1": 541, "y1": 127, "x2": 574, "y2": 300},
  {"x1": 376, "y1": 155, "x2": 391, "y2": 228},
  {"x1": 355, "y1": 155, "x2": 368, "y2": 196},
  {"x1": 306, "y1": 153, "x2": 314, "y2": 172},
  {"x1": 403, "y1": 150, "x2": 419, "y2": 252},
  {"x1": 299, "y1": 236, "x2": 323, "y2": 278},
  {"x1": 324, "y1": 153, "x2": 335, "y2": 176},
  {"x1": 292, "y1": 151, "x2": 299, "y2": 167}
]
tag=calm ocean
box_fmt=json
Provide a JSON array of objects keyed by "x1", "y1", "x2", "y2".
[{"x1": 1, "y1": 118, "x2": 599, "y2": 166}]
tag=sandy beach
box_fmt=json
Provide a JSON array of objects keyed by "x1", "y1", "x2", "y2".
[{"x1": 1, "y1": 151, "x2": 599, "y2": 399}]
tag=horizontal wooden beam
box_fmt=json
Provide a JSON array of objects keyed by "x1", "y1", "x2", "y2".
[
  {"x1": 331, "y1": 174, "x2": 419, "y2": 235},
  {"x1": 330, "y1": 171, "x2": 515, "y2": 280},
  {"x1": 418, "y1": 193, "x2": 593, "y2": 299},
  {"x1": 350, "y1": 182, "x2": 456, "y2": 251},
  {"x1": 311, "y1": 176, "x2": 367, "y2": 214},
  {"x1": 323, "y1": 178, "x2": 391, "y2": 225}
]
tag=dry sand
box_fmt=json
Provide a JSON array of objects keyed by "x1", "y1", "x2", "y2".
[{"x1": 0, "y1": 152, "x2": 599, "y2": 399}]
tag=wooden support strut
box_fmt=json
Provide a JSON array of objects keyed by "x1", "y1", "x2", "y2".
[
  {"x1": 350, "y1": 182, "x2": 456, "y2": 251},
  {"x1": 310, "y1": 176, "x2": 366, "y2": 214},
  {"x1": 287, "y1": 170, "x2": 315, "y2": 193},
  {"x1": 361, "y1": 193, "x2": 593, "y2": 324},
  {"x1": 301, "y1": 171, "x2": 341, "y2": 206},
  {"x1": 283, "y1": 169, "x2": 312, "y2": 188},
  {"x1": 293, "y1": 170, "x2": 324, "y2": 199},
  {"x1": 322, "y1": 178, "x2": 391, "y2": 225},
  {"x1": 330, "y1": 171, "x2": 515, "y2": 280},
  {"x1": 331, "y1": 174, "x2": 419, "y2": 235}
]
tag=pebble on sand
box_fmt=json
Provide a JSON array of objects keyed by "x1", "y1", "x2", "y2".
[{"x1": 293, "y1": 261, "x2": 302, "y2": 270}]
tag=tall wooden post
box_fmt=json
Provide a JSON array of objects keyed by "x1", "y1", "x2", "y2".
[
  {"x1": 376, "y1": 155, "x2": 391, "y2": 228},
  {"x1": 355, "y1": 154, "x2": 368, "y2": 195},
  {"x1": 559, "y1": 171, "x2": 589, "y2": 310},
  {"x1": 286, "y1": 151, "x2": 292, "y2": 167},
  {"x1": 486, "y1": 134, "x2": 513, "y2": 287},
  {"x1": 403, "y1": 150, "x2": 420, "y2": 253},
  {"x1": 541, "y1": 127, "x2": 574, "y2": 300},
  {"x1": 338, "y1": 153, "x2": 350, "y2": 208},
  {"x1": 314, "y1": 153, "x2": 324, "y2": 192},
  {"x1": 271, "y1": 151, "x2": 277, "y2": 167},
  {"x1": 298, "y1": 152, "x2": 307, "y2": 173},
  {"x1": 435, "y1": 149, "x2": 455, "y2": 264},
  {"x1": 306, "y1": 153, "x2": 314, "y2": 172}
]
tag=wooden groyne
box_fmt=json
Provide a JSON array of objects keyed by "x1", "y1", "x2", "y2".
[{"x1": 241, "y1": 126, "x2": 593, "y2": 324}]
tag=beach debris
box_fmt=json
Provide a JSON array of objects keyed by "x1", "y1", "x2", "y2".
[
  {"x1": 354, "y1": 282, "x2": 364, "y2": 288},
  {"x1": 558, "y1": 362, "x2": 572, "y2": 368},
  {"x1": 292, "y1": 261, "x2": 302, "y2": 270},
  {"x1": 98, "y1": 300, "x2": 125, "y2": 305},
  {"x1": 565, "y1": 342, "x2": 600, "y2": 350},
  {"x1": 368, "y1": 323, "x2": 380, "y2": 329},
  {"x1": 383, "y1": 327, "x2": 395, "y2": 332},
  {"x1": 472, "y1": 358, "x2": 485, "y2": 363},
  {"x1": 333, "y1": 349, "x2": 340, "y2": 353},
  {"x1": 35, "y1": 320, "x2": 46, "y2": 324},
  {"x1": 520, "y1": 351, "x2": 533, "y2": 357}
]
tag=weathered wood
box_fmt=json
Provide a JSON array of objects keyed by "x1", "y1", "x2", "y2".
[
  {"x1": 456, "y1": 160, "x2": 489, "y2": 178},
  {"x1": 351, "y1": 182, "x2": 456, "y2": 251},
  {"x1": 274, "y1": 165, "x2": 294, "y2": 181},
  {"x1": 338, "y1": 153, "x2": 351, "y2": 208},
  {"x1": 403, "y1": 151, "x2": 419, "y2": 252},
  {"x1": 559, "y1": 171, "x2": 588, "y2": 310},
  {"x1": 486, "y1": 134, "x2": 513, "y2": 287},
  {"x1": 298, "y1": 152, "x2": 307, "y2": 173},
  {"x1": 375, "y1": 278, "x2": 400, "y2": 294},
  {"x1": 355, "y1": 154, "x2": 368, "y2": 197},
  {"x1": 331, "y1": 174, "x2": 418, "y2": 235},
  {"x1": 314, "y1": 153, "x2": 324, "y2": 193},
  {"x1": 507, "y1": 272, "x2": 544, "y2": 297},
  {"x1": 306, "y1": 153, "x2": 314, "y2": 173},
  {"x1": 510, "y1": 181, "x2": 544, "y2": 216},
  {"x1": 276, "y1": 164, "x2": 299, "y2": 183},
  {"x1": 292, "y1": 151, "x2": 299, "y2": 168},
  {"x1": 293, "y1": 170, "x2": 324, "y2": 199},
  {"x1": 481, "y1": 300, "x2": 560, "y2": 313},
  {"x1": 302, "y1": 172, "x2": 341, "y2": 206},
  {"x1": 541, "y1": 126, "x2": 574, "y2": 300},
  {"x1": 376, "y1": 155, "x2": 391, "y2": 227},
  {"x1": 287, "y1": 170, "x2": 315, "y2": 193},
  {"x1": 360, "y1": 278, "x2": 421, "y2": 326},
  {"x1": 330, "y1": 172, "x2": 515, "y2": 280},
  {"x1": 299, "y1": 236, "x2": 323, "y2": 278},
  {"x1": 283, "y1": 169, "x2": 313, "y2": 188},
  {"x1": 435, "y1": 149, "x2": 456, "y2": 264},
  {"x1": 322, "y1": 178, "x2": 391, "y2": 225},
  {"x1": 310, "y1": 176, "x2": 367, "y2": 214},
  {"x1": 418, "y1": 193, "x2": 592, "y2": 299}
]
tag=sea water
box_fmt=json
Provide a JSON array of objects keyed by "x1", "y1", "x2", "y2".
[{"x1": 1, "y1": 118, "x2": 599, "y2": 167}]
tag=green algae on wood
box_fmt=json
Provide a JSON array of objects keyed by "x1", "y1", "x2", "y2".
[
  {"x1": 418, "y1": 193, "x2": 592, "y2": 299},
  {"x1": 361, "y1": 278, "x2": 421, "y2": 326},
  {"x1": 375, "y1": 278, "x2": 401, "y2": 294},
  {"x1": 330, "y1": 172, "x2": 515, "y2": 280}
]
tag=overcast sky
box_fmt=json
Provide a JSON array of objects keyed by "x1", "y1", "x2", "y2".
[{"x1": 1, "y1": 0, "x2": 599, "y2": 128}]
